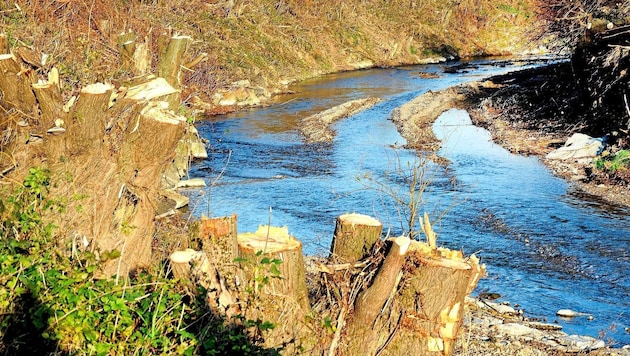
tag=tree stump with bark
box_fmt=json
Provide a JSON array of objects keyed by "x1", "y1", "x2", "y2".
[
  {"x1": 199, "y1": 214, "x2": 239, "y2": 290},
  {"x1": 331, "y1": 213, "x2": 383, "y2": 263},
  {"x1": 169, "y1": 248, "x2": 237, "y2": 315},
  {"x1": 237, "y1": 225, "x2": 311, "y2": 352},
  {"x1": 333, "y1": 214, "x2": 484, "y2": 356},
  {"x1": 0, "y1": 35, "x2": 193, "y2": 278},
  {"x1": 237, "y1": 225, "x2": 310, "y2": 313},
  {"x1": 380, "y1": 241, "x2": 485, "y2": 356}
]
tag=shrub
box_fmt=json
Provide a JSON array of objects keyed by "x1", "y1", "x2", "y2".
[{"x1": 0, "y1": 167, "x2": 278, "y2": 355}]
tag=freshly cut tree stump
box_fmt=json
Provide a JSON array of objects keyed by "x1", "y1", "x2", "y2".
[
  {"x1": 157, "y1": 35, "x2": 191, "y2": 109},
  {"x1": 170, "y1": 249, "x2": 236, "y2": 314},
  {"x1": 199, "y1": 214, "x2": 239, "y2": 291},
  {"x1": 346, "y1": 236, "x2": 411, "y2": 355},
  {"x1": 0, "y1": 53, "x2": 37, "y2": 114},
  {"x1": 237, "y1": 225, "x2": 311, "y2": 353},
  {"x1": 0, "y1": 35, "x2": 193, "y2": 279},
  {"x1": 200, "y1": 214, "x2": 238, "y2": 266},
  {"x1": 381, "y1": 241, "x2": 485, "y2": 356},
  {"x1": 237, "y1": 225, "x2": 310, "y2": 313},
  {"x1": 331, "y1": 213, "x2": 383, "y2": 262}
]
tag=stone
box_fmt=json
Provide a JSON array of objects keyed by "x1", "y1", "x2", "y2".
[
  {"x1": 161, "y1": 189, "x2": 189, "y2": 209},
  {"x1": 483, "y1": 301, "x2": 519, "y2": 315},
  {"x1": 556, "y1": 334, "x2": 606, "y2": 352},
  {"x1": 495, "y1": 323, "x2": 537, "y2": 337},
  {"x1": 176, "y1": 178, "x2": 206, "y2": 188},
  {"x1": 524, "y1": 321, "x2": 563, "y2": 331},
  {"x1": 190, "y1": 141, "x2": 208, "y2": 159},
  {"x1": 556, "y1": 309, "x2": 586, "y2": 317},
  {"x1": 546, "y1": 133, "x2": 605, "y2": 160}
]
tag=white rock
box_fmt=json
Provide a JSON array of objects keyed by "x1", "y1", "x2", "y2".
[
  {"x1": 176, "y1": 178, "x2": 206, "y2": 188},
  {"x1": 556, "y1": 309, "x2": 586, "y2": 317},
  {"x1": 557, "y1": 334, "x2": 606, "y2": 351},
  {"x1": 546, "y1": 133, "x2": 605, "y2": 160},
  {"x1": 190, "y1": 141, "x2": 208, "y2": 159},
  {"x1": 484, "y1": 301, "x2": 518, "y2": 315},
  {"x1": 162, "y1": 189, "x2": 189, "y2": 209},
  {"x1": 471, "y1": 315, "x2": 504, "y2": 327},
  {"x1": 495, "y1": 323, "x2": 537, "y2": 337}
]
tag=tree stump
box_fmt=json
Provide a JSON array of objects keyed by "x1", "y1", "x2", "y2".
[
  {"x1": 381, "y1": 241, "x2": 485, "y2": 356},
  {"x1": 0, "y1": 35, "x2": 193, "y2": 279},
  {"x1": 200, "y1": 214, "x2": 238, "y2": 267},
  {"x1": 0, "y1": 53, "x2": 37, "y2": 115},
  {"x1": 237, "y1": 225, "x2": 310, "y2": 313},
  {"x1": 157, "y1": 35, "x2": 191, "y2": 109},
  {"x1": 237, "y1": 225, "x2": 312, "y2": 352},
  {"x1": 330, "y1": 213, "x2": 383, "y2": 263},
  {"x1": 170, "y1": 248, "x2": 236, "y2": 314}
]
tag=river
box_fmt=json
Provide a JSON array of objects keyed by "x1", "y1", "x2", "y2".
[{"x1": 187, "y1": 58, "x2": 630, "y2": 345}]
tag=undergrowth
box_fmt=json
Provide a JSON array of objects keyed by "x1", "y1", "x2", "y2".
[{"x1": 0, "y1": 167, "x2": 279, "y2": 355}]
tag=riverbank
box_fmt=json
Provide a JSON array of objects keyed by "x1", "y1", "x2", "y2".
[
  {"x1": 468, "y1": 62, "x2": 630, "y2": 210},
  {"x1": 391, "y1": 62, "x2": 630, "y2": 210},
  {"x1": 391, "y1": 62, "x2": 630, "y2": 354}
]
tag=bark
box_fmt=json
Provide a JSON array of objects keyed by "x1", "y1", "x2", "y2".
[
  {"x1": 0, "y1": 36, "x2": 191, "y2": 279},
  {"x1": 380, "y1": 242, "x2": 485, "y2": 356},
  {"x1": 157, "y1": 35, "x2": 191, "y2": 109},
  {"x1": 331, "y1": 213, "x2": 383, "y2": 262},
  {"x1": 117, "y1": 32, "x2": 136, "y2": 72},
  {"x1": 346, "y1": 236, "x2": 411, "y2": 355},
  {"x1": 200, "y1": 214, "x2": 239, "y2": 268},
  {"x1": 170, "y1": 249, "x2": 237, "y2": 315},
  {"x1": 117, "y1": 32, "x2": 150, "y2": 75},
  {"x1": 0, "y1": 54, "x2": 37, "y2": 115},
  {"x1": 237, "y1": 225, "x2": 311, "y2": 352},
  {"x1": 69, "y1": 83, "x2": 113, "y2": 154},
  {"x1": 237, "y1": 225, "x2": 310, "y2": 313},
  {"x1": 0, "y1": 33, "x2": 8, "y2": 54},
  {"x1": 353, "y1": 235, "x2": 411, "y2": 328},
  {"x1": 32, "y1": 82, "x2": 70, "y2": 162}
]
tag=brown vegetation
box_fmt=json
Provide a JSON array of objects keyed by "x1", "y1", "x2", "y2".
[{"x1": 1, "y1": 0, "x2": 545, "y2": 113}]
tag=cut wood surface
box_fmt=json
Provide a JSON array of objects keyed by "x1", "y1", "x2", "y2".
[
  {"x1": 330, "y1": 213, "x2": 383, "y2": 263},
  {"x1": 300, "y1": 97, "x2": 381, "y2": 143}
]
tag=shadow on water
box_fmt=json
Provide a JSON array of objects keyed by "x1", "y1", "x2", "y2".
[{"x1": 189, "y1": 58, "x2": 630, "y2": 345}]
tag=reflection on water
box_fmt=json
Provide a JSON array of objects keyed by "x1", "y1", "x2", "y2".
[{"x1": 189, "y1": 59, "x2": 630, "y2": 345}]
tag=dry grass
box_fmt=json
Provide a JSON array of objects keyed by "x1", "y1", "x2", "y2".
[{"x1": 1, "y1": 0, "x2": 545, "y2": 106}]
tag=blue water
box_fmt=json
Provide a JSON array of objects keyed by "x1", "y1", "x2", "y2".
[{"x1": 188, "y1": 58, "x2": 630, "y2": 345}]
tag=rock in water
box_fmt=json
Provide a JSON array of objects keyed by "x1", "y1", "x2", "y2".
[{"x1": 556, "y1": 309, "x2": 584, "y2": 317}]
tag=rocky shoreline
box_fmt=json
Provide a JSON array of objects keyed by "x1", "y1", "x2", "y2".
[{"x1": 455, "y1": 296, "x2": 630, "y2": 355}]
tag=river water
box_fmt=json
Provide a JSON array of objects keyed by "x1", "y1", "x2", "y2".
[{"x1": 188, "y1": 58, "x2": 630, "y2": 345}]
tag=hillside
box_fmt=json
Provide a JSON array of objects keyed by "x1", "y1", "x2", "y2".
[{"x1": 1, "y1": 0, "x2": 546, "y2": 113}]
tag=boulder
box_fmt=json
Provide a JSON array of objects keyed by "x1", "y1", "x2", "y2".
[{"x1": 546, "y1": 133, "x2": 605, "y2": 160}]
